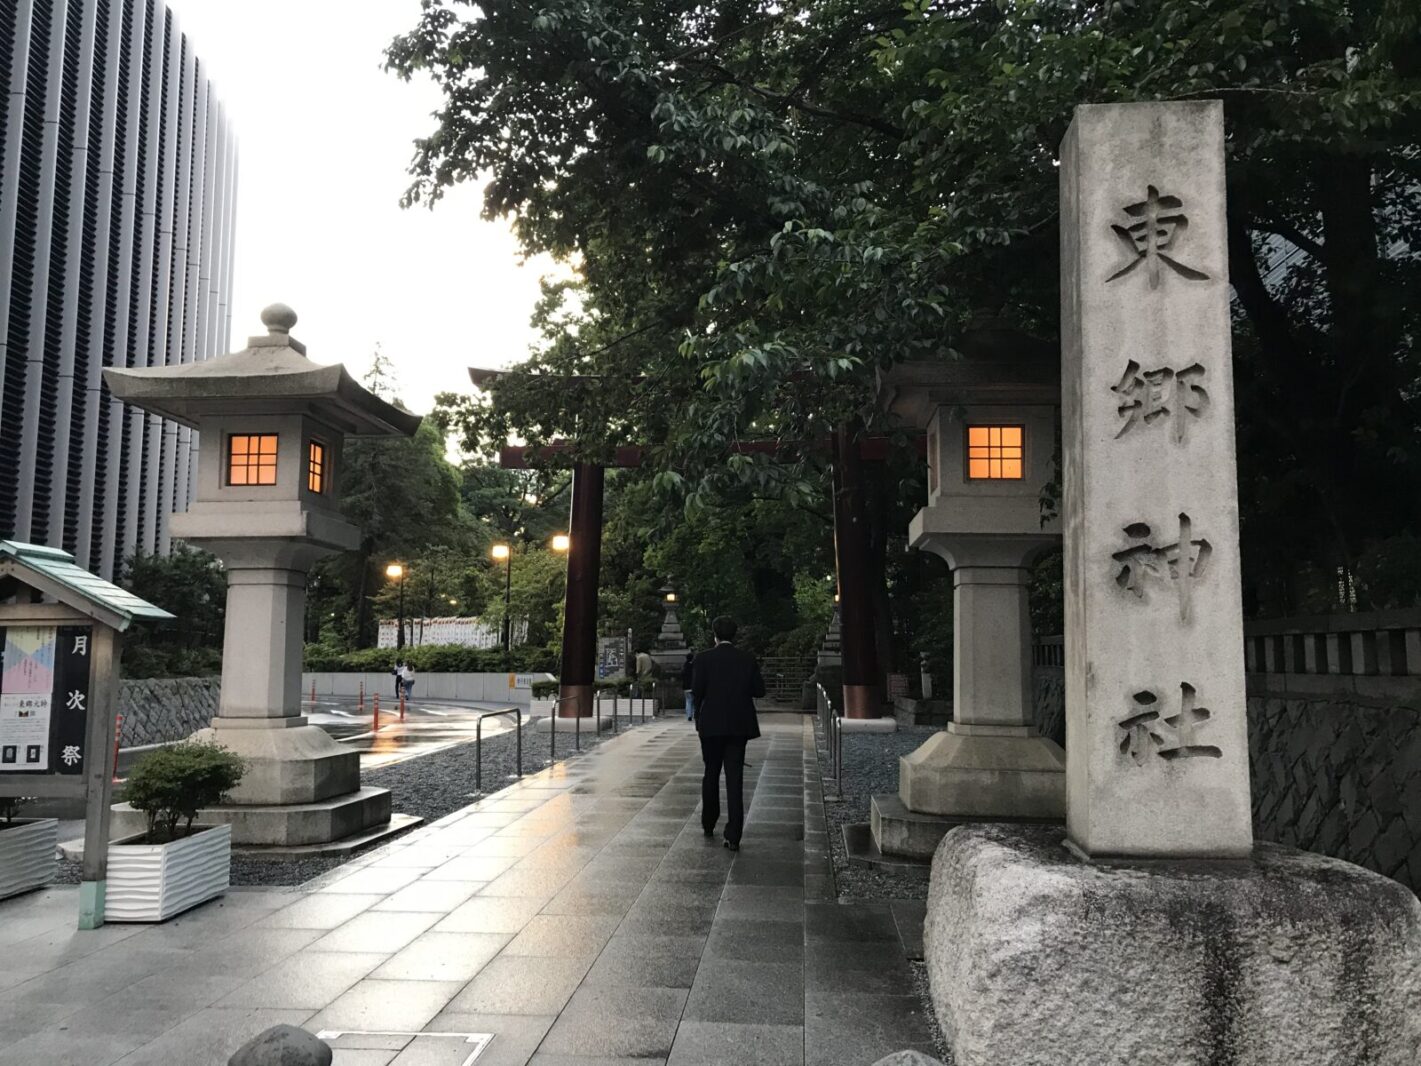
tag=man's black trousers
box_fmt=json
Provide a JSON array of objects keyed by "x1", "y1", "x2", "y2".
[{"x1": 700, "y1": 734, "x2": 748, "y2": 844}]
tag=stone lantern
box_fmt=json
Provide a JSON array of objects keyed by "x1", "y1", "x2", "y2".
[
  {"x1": 103, "y1": 304, "x2": 420, "y2": 848},
  {"x1": 648, "y1": 584, "x2": 691, "y2": 705},
  {"x1": 871, "y1": 325, "x2": 1065, "y2": 858}
]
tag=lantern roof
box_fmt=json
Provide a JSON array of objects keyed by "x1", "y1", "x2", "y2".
[
  {"x1": 0, "y1": 541, "x2": 173, "y2": 631},
  {"x1": 878, "y1": 320, "x2": 1059, "y2": 429},
  {"x1": 104, "y1": 304, "x2": 421, "y2": 438}
]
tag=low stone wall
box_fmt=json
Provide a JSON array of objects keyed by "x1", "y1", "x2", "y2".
[
  {"x1": 302, "y1": 671, "x2": 554, "y2": 705},
  {"x1": 1029, "y1": 664, "x2": 1421, "y2": 894},
  {"x1": 117, "y1": 677, "x2": 220, "y2": 747}
]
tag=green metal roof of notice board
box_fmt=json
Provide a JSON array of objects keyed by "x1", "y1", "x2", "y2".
[{"x1": 0, "y1": 541, "x2": 175, "y2": 631}]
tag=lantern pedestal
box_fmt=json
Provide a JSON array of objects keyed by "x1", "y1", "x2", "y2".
[{"x1": 895, "y1": 530, "x2": 1065, "y2": 835}]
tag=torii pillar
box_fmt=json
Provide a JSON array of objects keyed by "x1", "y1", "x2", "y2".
[
  {"x1": 833, "y1": 425, "x2": 892, "y2": 729},
  {"x1": 558, "y1": 461, "x2": 604, "y2": 717}
]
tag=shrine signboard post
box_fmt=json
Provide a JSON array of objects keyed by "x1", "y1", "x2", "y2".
[{"x1": 0, "y1": 541, "x2": 171, "y2": 928}]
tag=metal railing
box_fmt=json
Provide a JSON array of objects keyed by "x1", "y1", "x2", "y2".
[
  {"x1": 474, "y1": 708, "x2": 522, "y2": 793},
  {"x1": 547, "y1": 695, "x2": 580, "y2": 760},
  {"x1": 816, "y1": 682, "x2": 844, "y2": 800},
  {"x1": 593, "y1": 683, "x2": 657, "y2": 733}
]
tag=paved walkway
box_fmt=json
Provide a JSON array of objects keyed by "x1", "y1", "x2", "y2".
[{"x1": 0, "y1": 714, "x2": 936, "y2": 1066}]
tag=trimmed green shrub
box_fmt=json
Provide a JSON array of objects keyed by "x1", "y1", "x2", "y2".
[{"x1": 122, "y1": 742, "x2": 245, "y2": 844}]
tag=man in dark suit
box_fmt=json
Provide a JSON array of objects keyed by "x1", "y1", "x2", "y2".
[{"x1": 692, "y1": 616, "x2": 765, "y2": 851}]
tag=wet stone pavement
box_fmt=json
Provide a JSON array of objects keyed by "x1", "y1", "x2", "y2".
[{"x1": 0, "y1": 714, "x2": 937, "y2": 1066}]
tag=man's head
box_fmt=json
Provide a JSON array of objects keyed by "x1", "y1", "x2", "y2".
[{"x1": 711, "y1": 616, "x2": 737, "y2": 644}]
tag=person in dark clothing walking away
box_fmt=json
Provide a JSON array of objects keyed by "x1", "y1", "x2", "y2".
[{"x1": 692, "y1": 616, "x2": 765, "y2": 851}]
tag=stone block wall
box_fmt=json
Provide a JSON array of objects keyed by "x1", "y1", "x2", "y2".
[
  {"x1": 1247, "y1": 679, "x2": 1421, "y2": 892},
  {"x1": 1028, "y1": 661, "x2": 1421, "y2": 895},
  {"x1": 117, "y1": 677, "x2": 220, "y2": 747}
]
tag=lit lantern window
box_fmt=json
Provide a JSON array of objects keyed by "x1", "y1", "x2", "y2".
[
  {"x1": 228, "y1": 434, "x2": 278, "y2": 485},
  {"x1": 966, "y1": 425, "x2": 1024, "y2": 480},
  {"x1": 308, "y1": 440, "x2": 327, "y2": 494}
]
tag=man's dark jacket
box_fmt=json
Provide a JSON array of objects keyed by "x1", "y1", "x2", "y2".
[{"x1": 691, "y1": 642, "x2": 765, "y2": 739}]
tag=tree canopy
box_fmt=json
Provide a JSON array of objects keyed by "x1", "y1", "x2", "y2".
[{"x1": 390, "y1": 0, "x2": 1421, "y2": 614}]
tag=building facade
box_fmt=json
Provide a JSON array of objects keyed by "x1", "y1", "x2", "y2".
[{"x1": 0, "y1": 0, "x2": 236, "y2": 579}]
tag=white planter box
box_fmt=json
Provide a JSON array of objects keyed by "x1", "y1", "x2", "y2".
[
  {"x1": 0, "y1": 818, "x2": 58, "y2": 900},
  {"x1": 106, "y1": 824, "x2": 231, "y2": 922}
]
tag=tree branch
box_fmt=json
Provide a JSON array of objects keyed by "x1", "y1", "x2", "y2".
[
  {"x1": 1248, "y1": 218, "x2": 1328, "y2": 264},
  {"x1": 693, "y1": 59, "x2": 905, "y2": 140}
]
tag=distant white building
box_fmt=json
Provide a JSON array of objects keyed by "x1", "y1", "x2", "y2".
[{"x1": 377, "y1": 616, "x2": 529, "y2": 650}]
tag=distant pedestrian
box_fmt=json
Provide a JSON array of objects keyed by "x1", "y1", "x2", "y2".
[
  {"x1": 692, "y1": 616, "x2": 765, "y2": 851},
  {"x1": 401, "y1": 663, "x2": 416, "y2": 700},
  {"x1": 681, "y1": 651, "x2": 696, "y2": 721},
  {"x1": 392, "y1": 660, "x2": 404, "y2": 697}
]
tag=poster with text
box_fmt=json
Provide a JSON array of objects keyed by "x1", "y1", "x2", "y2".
[
  {"x1": 0, "y1": 627, "x2": 56, "y2": 772},
  {"x1": 0, "y1": 626, "x2": 92, "y2": 775}
]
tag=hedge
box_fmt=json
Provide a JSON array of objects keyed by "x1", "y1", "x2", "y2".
[{"x1": 302, "y1": 644, "x2": 558, "y2": 674}]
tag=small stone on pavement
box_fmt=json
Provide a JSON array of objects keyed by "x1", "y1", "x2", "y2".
[
  {"x1": 228, "y1": 1024, "x2": 331, "y2": 1066},
  {"x1": 871, "y1": 1052, "x2": 945, "y2": 1066}
]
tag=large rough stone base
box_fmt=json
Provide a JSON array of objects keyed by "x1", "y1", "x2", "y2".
[
  {"x1": 899, "y1": 728, "x2": 1064, "y2": 818},
  {"x1": 926, "y1": 824, "x2": 1421, "y2": 1066}
]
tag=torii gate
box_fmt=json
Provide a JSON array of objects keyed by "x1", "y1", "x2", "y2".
[{"x1": 470, "y1": 366, "x2": 902, "y2": 722}]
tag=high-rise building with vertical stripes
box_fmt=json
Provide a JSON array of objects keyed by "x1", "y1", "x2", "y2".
[{"x1": 0, "y1": 0, "x2": 237, "y2": 579}]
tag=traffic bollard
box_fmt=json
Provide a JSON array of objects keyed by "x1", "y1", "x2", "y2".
[
  {"x1": 310, "y1": 679, "x2": 317, "y2": 704},
  {"x1": 358, "y1": 681, "x2": 365, "y2": 712},
  {"x1": 373, "y1": 693, "x2": 380, "y2": 732},
  {"x1": 399, "y1": 691, "x2": 406, "y2": 722}
]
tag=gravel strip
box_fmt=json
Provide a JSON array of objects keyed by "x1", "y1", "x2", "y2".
[
  {"x1": 910, "y1": 959, "x2": 955, "y2": 1065},
  {"x1": 55, "y1": 712, "x2": 658, "y2": 888},
  {"x1": 815, "y1": 719, "x2": 940, "y2": 901}
]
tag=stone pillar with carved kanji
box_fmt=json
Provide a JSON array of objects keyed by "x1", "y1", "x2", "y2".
[{"x1": 921, "y1": 101, "x2": 1421, "y2": 1066}]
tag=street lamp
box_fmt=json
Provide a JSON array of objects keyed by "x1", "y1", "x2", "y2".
[
  {"x1": 491, "y1": 543, "x2": 512, "y2": 662},
  {"x1": 385, "y1": 562, "x2": 406, "y2": 650},
  {"x1": 550, "y1": 532, "x2": 570, "y2": 553}
]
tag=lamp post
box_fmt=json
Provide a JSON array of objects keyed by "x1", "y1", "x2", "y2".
[
  {"x1": 491, "y1": 543, "x2": 512, "y2": 661},
  {"x1": 386, "y1": 562, "x2": 406, "y2": 650}
]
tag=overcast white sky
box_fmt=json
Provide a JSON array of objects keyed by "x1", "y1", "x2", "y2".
[{"x1": 175, "y1": 0, "x2": 554, "y2": 429}]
